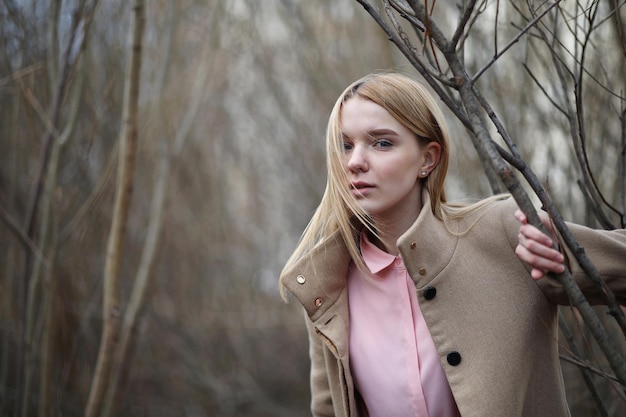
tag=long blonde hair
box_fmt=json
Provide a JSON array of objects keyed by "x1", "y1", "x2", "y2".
[{"x1": 281, "y1": 72, "x2": 501, "y2": 285}]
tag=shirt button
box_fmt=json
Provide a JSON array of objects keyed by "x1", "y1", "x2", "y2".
[
  {"x1": 447, "y1": 351, "x2": 462, "y2": 366},
  {"x1": 315, "y1": 298, "x2": 323, "y2": 307},
  {"x1": 296, "y1": 275, "x2": 306, "y2": 284},
  {"x1": 423, "y1": 286, "x2": 437, "y2": 300}
]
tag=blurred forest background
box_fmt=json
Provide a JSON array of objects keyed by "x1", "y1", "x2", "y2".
[{"x1": 0, "y1": 0, "x2": 625, "y2": 416}]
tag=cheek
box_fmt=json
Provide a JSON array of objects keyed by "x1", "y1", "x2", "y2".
[
  {"x1": 383, "y1": 168, "x2": 421, "y2": 193},
  {"x1": 385, "y1": 157, "x2": 422, "y2": 181}
]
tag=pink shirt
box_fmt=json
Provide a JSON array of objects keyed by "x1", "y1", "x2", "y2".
[{"x1": 347, "y1": 233, "x2": 460, "y2": 417}]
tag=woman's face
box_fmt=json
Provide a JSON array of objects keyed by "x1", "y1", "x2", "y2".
[{"x1": 340, "y1": 96, "x2": 438, "y2": 224}]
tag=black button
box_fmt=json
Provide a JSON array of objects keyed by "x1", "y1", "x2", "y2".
[
  {"x1": 447, "y1": 351, "x2": 462, "y2": 366},
  {"x1": 423, "y1": 286, "x2": 437, "y2": 300}
]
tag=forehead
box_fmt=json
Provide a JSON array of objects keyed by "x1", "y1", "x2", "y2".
[{"x1": 340, "y1": 97, "x2": 406, "y2": 136}]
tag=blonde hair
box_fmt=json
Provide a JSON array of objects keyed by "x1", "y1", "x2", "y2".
[{"x1": 281, "y1": 72, "x2": 503, "y2": 289}]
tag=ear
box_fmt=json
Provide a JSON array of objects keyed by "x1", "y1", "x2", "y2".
[{"x1": 421, "y1": 142, "x2": 442, "y2": 173}]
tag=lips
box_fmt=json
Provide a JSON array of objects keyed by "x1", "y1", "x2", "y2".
[{"x1": 350, "y1": 181, "x2": 374, "y2": 196}]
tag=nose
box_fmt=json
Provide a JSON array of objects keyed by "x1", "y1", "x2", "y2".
[{"x1": 346, "y1": 144, "x2": 368, "y2": 173}]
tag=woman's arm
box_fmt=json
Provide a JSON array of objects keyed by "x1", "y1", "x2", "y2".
[{"x1": 499, "y1": 198, "x2": 626, "y2": 304}]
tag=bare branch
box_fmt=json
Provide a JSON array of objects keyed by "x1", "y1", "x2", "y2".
[
  {"x1": 522, "y1": 63, "x2": 568, "y2": 116},
  {"x1": 485, "y1": 15, "x2": 626, "y2": 344},
  {"x1": 472, "y1": 1, "x2": 562, "y2": 83},
  {"x1": 364, "y1": 0, "x2": 626, "y2": 386},
  {"x1": 559, "y1": 312, "x2": 611, "y2": 417},
  {"x1": 451, "y1": 0, "x2": 480, "y2": 49},
  {"x1": 388, "y1": 0, "x2": 425, "y2": 31},
  {"x1": 355, "y1": 0, "x2": 467, "y2": 122},
  {"x1": 571, "y1": 3, "x2": 623, "y2": 227},
  {"x1": 621, "y1": 108, "x2": 626, "y2": 227},
  {"x1": 84, "y1": 1, "x2": 145, "y2": 415},
  {"x1": 0, "y1": 205, "x2": 49, "y2": 270}
]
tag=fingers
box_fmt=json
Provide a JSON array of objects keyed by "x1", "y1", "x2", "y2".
[
  {"x1": 515, "y1": 209, "x2": 554, "y2": 235},
  {"x1": 515, "y1": 239, "x2": 565, "y2": 280},
  {"x1": 519, "y1": 223, "x2": 554, "y2": 248},
  {"x1": 531, "y1": 268, "x2": 547, "y2": 280},
  {"x1": 515, "y1": 220, "x2": 565, "y2": 280}
]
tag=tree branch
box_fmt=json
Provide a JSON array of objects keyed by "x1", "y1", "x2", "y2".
[
  {"x1": 84, "y1": 1, "x2": 145, "y2": 415},
  {"x1": 450, "y1": 0, "x2": 479, "y2": 49},
  {"x1": 472, "y1": 1, "x2": 562, "y2": 83},
  {"x1": 359, "y1": 0, "x2": 626, "y2": 386}
]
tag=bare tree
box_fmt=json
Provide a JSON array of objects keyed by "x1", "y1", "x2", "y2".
[
  {"x1": 0, "y1": 2, "x2": 98, "y2": 416},
  {"x1": 8, "y1": 1, "x2": 620, "y2": 415},
  {"x1": 353, "y1": 0, "x2": 626, "y2": 411}
]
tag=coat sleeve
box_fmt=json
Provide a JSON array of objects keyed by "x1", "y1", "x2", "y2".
[
  {"x1": 304, "y1": 310, "x2": 335, "y2": 417},
  {"x1": 500, "y1": 198, "x2": 626, "y2": 305},
  {"x1": 548, "y1": 222, "x2": 626, "y2": 305}
]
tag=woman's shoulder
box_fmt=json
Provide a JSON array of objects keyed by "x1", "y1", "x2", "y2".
[
  {"x1": 438, "y1": 194, "x2": 521, "y2": 247},
  {"x1": 442, "y1": 193, "x2": 515, "y2": 224}
]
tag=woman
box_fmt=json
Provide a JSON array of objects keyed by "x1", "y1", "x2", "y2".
[{"x1": 279, "y1": 72, "x2": 626, "y2": 417}]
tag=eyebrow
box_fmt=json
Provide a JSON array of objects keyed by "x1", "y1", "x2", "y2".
[
  {"x1": 367, "y1": 128, "x2": 398, "y2": 138},
  {"x1": 341, "y1": 128, "x2": 399, "y2": 140}
]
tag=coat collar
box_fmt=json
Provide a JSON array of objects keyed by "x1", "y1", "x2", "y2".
[
  {"x1": 280, "y1": 190, "x2": 458, "y2": 320},
  {"x1": 397, "y1": 191, "x2": 458, "y2": 287},
  {"x1": 281, "y1": 230, "x2": 352, "y2": 322}
]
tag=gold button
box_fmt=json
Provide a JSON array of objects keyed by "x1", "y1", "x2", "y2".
[
  {"x1": 296, "y1": 275, "x2": 306, "y2": 284},
  {"x1": 315, "y1": 298, "x2": 323, "y2": 307},
  {"x1": 419, "y1": 268, "x2": 427, "y2": 275},
  {"x1": 410, "y1": 242, "x2": 416, "y2": 249}
]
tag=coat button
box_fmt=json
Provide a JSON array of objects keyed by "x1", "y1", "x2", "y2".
[
  {"x1": 418, "y1": 268, "x2": 427, "y2": 275},
  {"x1": 423, "y1": 286, "x2": 437, "y2": 300},
  {"x1": 315, "y1": 298, "x2": 323, "y2": 307},
  {"x1": 447, "y1": 351, "x2": 462, "y2": 366},
  {"x1": 410, "y1": 242, "x2": 416, "y2": 249},
  {"x1": 296, "y1": 275, "x2": 306, "y2": 284}
]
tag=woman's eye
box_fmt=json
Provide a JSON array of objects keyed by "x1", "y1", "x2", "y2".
[
  {"x1": 374, "y1": 139, "x2": 392, "y2": 148},
  {"x1": 342, "y1": 142, "x2": 353, "y2": 151}
]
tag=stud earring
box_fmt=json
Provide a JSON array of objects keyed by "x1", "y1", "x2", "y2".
[{"x1": 420, "y1": 171, "x2": 428, "y2": 177}]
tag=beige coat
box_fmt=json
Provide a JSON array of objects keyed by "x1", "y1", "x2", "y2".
[{"x1": 281, "y1": 194, "x2": 626, "y2": 417}]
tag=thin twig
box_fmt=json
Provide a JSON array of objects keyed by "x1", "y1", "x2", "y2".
[
  {"x1": 354, "y1": 0, "x2": 466, "y2": 121},
  {"x1": 388, "y1": 0, "x2": 425, "y2": 31},
  {"x1": 621, "y1": 108, "x2": 626, "y2": 228},
  {"x1": 0, "y1": 62, "x2": 45, "y2": 89},
  {"x1": 472, "y1": 0, "x2": 562, "y2": 83},
  {"x1": 451, "y1": 0, "x2": 479, "y2": 49},
  {"x1": 559, "y1": 311, "x2": 610, "y2": 416},
  {"x1": 571, "y1": 2, "x2": 622, "y2": 227},
  {"x1": 0, "y1": 205, "x2": 49, "y2": 270},
  {"x1": 522, "y1": 63, "x2": 568, "y2": 116},
  {"x1": 560, "y1": 352, "x2": 622, "y2": 384}
]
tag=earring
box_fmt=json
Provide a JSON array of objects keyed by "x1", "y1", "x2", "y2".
[{"x1": 420, "y1": 171, "x2": 428, "y2": 177}]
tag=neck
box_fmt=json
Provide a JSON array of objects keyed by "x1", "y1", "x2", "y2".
[{"x1": 371, "y1": 198, "x2": 424, "y2": 256}]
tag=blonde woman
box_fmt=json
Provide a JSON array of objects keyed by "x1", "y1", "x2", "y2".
[{"x1": 280, "y1": 72, "x2": 626, "y2": 417}]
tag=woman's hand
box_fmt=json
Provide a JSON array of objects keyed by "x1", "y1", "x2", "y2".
[{"x1": 514, "y1": 209, "x2": 566, "y2": 280}]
